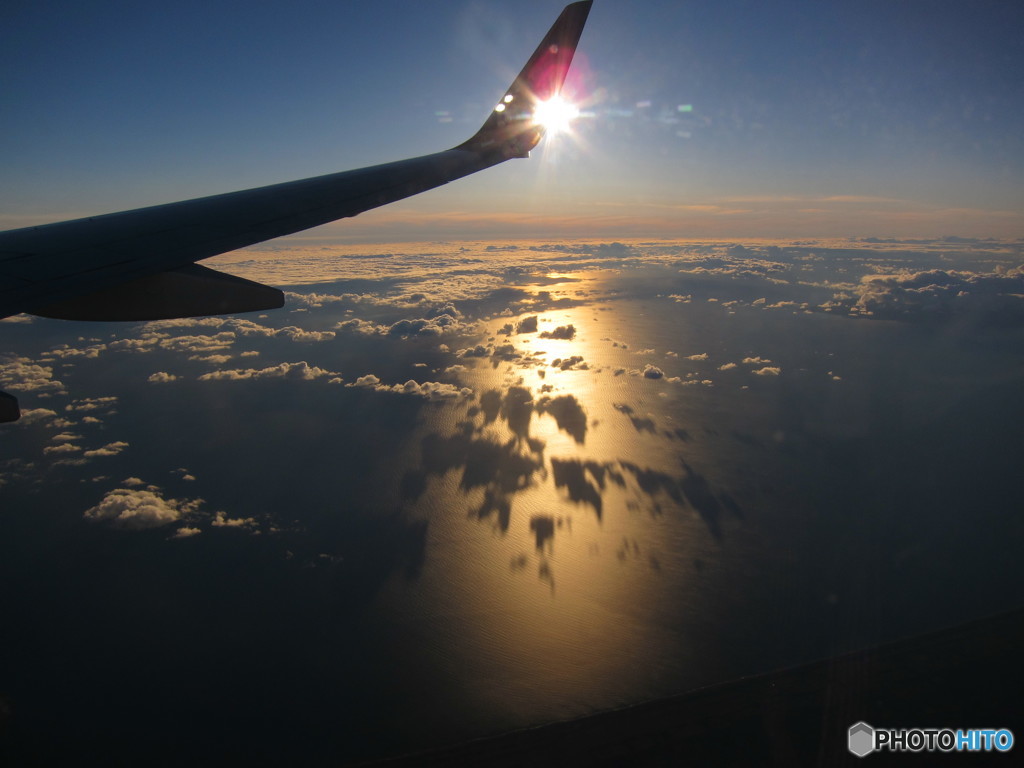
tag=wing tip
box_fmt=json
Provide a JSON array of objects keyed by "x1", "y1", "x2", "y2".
[{"x1": 455, "y1": 0, "x2": 593, "y2": 158}]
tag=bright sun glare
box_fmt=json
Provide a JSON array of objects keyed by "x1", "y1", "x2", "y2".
[{"x1": 533, "y1": 95, "x2": 580, "y2": 135}]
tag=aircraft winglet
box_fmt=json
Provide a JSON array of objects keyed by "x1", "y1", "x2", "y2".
[{"x1": 457, "y1": 0, "x2": 593, "y2": 158}]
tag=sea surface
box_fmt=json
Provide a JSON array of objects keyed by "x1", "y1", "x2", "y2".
[{"x1": 2, "y1": 238, "x2": 1022, "y2": 763}]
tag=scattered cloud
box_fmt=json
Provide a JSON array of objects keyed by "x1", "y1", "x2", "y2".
[
  {"x1": 198, "y1": 361, "x2": 338, "y2": 381},
  {"x1": 0, "y1": 358, "x2": 65, "y2": 394},
  {"x1": 66, "y1": 397, "x2": 118, "y2": 413},
  {"x1": 347, "y1": 375, "x2": 472, "y2": 401},
  {"x1": 212, "y1": 511, "x2": 258, "y2": 530},
  {"x1": 43, "y1": 442, "x2": 82, "y2": 456},
  {"x1": 83, "y1": 441, "x2": 129, "y2": 458},
  {"x1": 540, "y1": 321, "x2": 573, "y2": 339},
  {"x1": 551, "y1": 356, "x2": 589, "y2": 371},
  {"x1": 17, "y1": 408, "x2": 58, "y2": 425},
  {"x1": 84, "y1": 485, "x2": 203, "y2": 530},
  {"x1": 851, "y1": 267, "x2": 1024, "y2": 320},
  {"x1": 642, "y1": 364, "x2": 665, "y2": 379}
]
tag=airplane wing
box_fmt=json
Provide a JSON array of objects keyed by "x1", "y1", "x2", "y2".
[{"x1": 0, "y1": 1, "x2": 592, "y2": 422}]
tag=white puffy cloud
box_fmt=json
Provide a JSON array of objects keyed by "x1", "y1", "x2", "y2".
[
  {"x1": 198, "y1": 361, "x2": 338, "y2": 381},
  {"x1": 346, "y1": 375, "x2": 472, "y2": 400},
  {"x1": 83, "y1": 441, "x2": 129, "y2": 458},
  {"x1": 158, "y1": 332, "x2": 237, "y2": 354},
  {"x1": 148, "y1": 372, "x2": 178, "y2": 383},
  {"x1": 66, "y1": 397, "x2": 118, "y2": 413},
  {"x1": 43, "y1": 443, "x2": 82, "y2": 456},
  {"x1": 212, "y1": 511, "x2": 258, "y2": 530},
  {"x1": 642, "y1": 364, "x2": 665, "y2": 379},
  {"x1": 278, "y1": 327, "x2": 335, "y2": 342},
  {"x1": 851, "y1": 267, "x2": 1024, "y2": 319},
  {"x1": 47, "y1": 343, "x2": 105, "y2": 359},
  {"x1": 335, "y1": 318, "x2": 384, "y2": 335},
  {"x1": 456, "y1": 345, "x2": 490, "y2": 358},
  {"x1": 0, "y1": 358, "x2": 65, "y2": 394},
  {"x1": 84, "y1": 486, "x2": 203, "y2": 530},
  {"x1": 18, "y1": 408, "x2": 58, "y2": 425}
]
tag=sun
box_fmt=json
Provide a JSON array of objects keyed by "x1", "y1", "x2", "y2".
[{"x1": 532, "y1": 95, "x2": 580, "y2": 135}]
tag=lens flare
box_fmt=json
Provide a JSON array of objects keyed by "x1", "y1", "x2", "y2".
[{"x1": 533, "y1": 95, "x2": 580, "y2": 135}]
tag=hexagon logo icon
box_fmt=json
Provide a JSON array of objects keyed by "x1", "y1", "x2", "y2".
[{"x1": 848, "y1": 722, "x2": 876, "y2": 757}]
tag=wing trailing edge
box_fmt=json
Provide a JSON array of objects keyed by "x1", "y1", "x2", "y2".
[{"x1": 32, "y1": 264, "x2": 285, "y2": 321}]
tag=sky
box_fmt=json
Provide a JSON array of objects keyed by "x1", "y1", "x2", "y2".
[{"x1": 2, "y1": 0, "x2": 1023, "y2": 240}]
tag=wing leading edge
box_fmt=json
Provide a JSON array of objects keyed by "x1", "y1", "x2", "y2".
[{"x1": 0, "y1": 1, "x2": 592, "y2": 422}]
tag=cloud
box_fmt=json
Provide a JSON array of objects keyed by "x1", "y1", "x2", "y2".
[
  {"x1": 336, "y1": 318, "x2": 383, "y2": 335},
  {"x1": 752, "y1": 366, "x2": 781, "y2": 376},
  {"x1": 851, "y1": 267, "x2": 1024, "y2": 320},
  {"x1": 283, "y1": 292, "x2": 348, "y2": 309},
  {"x1": 347, "y1": 375, "x2": 472, "y2": 401},
  {"x1": 276, "y1": 327, "x2": 336, "y2": 342},
  {"x1": 170, "y1": 526, "x2": 202, "y2": 539},
  {"x1": 47, "y1": 343, "x2": 105, "y2": 359},
  {"x1": 491, "y1": 344, "x2": 521, "y2": 362},
  {"x1": 642, "y1": 364, "x2": 665, "y2": 379},
  {"x1": 84, "y1": 486, "x2": 203, "y2": 530},
  {"x1": 152, "y1": 332, "x2": 237, "y2": 354},
  {"x1": 148, "y1": 372, "x2": 178, "y2": 383},
  {"x1": 0, "y1": 358, "x2": 65, "y2": 394},
  {"x1": 198, "y1": 361, "x2": 338, "y2": 381},
  {"x1": 551, "y1": 356, "x2": 589, "y2": 371},
  {"x1": 456, "y1": 345, "x2": 490, "y2": 358},
  {"x1": 686, "y1": 353, "x2": 709, "y2": 361},
  {"x1": 66, "y1": 397, "x2": 118, "y2": 413},
  {"x1": 43, "y1": 443, "x2": 82, "y2": 456},
  {"x1": 516, "y1": 315, "x2": 539, "y2": 334},
  {"x1": 83, "y1": 441, "x2": 129, "y2": 458},
  {"x1": 17, "y1": 408, "x2": 58, "y2": 425},
  {"x1": 539, "y1": 324, "x2": 576, "y2": 340},
  {"x1": 212, "y1": 511, "x2": 258, "y2": 530},
  {"x1": 718, "y1": 363, "x2": 738, "y2": 371},
  {"x1": 387, "y1": 315, "x2": 460, "y2": 337}
]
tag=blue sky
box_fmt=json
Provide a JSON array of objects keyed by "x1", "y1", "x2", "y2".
[{"x1": 2, "y1": 0, "x2": 1022, "y2": 239}]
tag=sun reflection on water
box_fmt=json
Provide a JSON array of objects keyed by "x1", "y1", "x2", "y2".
[{"x1": 375, "y1": 271, "x2": 747, "y2": 727}]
